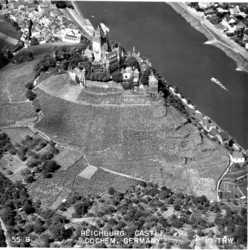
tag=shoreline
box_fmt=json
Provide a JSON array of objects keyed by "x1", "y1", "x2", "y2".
[
  {"x1": 168, "y1": 2, "x2": 248, "y2": 73},
  {"x1": 0, "y1": 31, "x2": 18, "y2": 45}
]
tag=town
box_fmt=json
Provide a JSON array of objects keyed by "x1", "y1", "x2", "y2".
[{"x1": 188, "y1": 2, "x2": 248, "y2": 50}]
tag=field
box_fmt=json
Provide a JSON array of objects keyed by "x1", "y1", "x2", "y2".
[
  {"x1": 28, "y1": 154, "x2": 140, "y2": 208},
  {"x1": 53, "y1": 147, "x2": 83, "y2": 171},
  {"x1": 34, "y1": 81, "x2": 230, "y2": 201}
]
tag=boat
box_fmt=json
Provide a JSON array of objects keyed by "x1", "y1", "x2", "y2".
[{"x1": 210, "y1": 77, "x2": 228, "y2": 91}]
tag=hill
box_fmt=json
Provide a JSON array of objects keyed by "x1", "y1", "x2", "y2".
[{"x1": 34, "y1": 74, "x2": 229, "y2": 201}]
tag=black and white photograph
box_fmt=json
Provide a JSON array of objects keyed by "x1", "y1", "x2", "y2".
[{"x1": 0, "y1": 0, "x2": 247, "y2": 248}]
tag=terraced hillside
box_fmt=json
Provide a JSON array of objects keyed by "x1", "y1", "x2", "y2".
[
  {"x1": 34, "y1": 75, "x2": 229, "y2": 201},
  {"x1": 0, "y1": 59, "x2": 39, "y2": 127}
]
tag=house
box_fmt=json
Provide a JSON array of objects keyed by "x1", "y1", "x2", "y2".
[
  {"x1": 230, "y1": 151, "x2": 245, "y2": 164},
  {"x1": 204, "y1": 8, "x2": 216, "y2": 16},
  {"x1": 230, "y1": 5, "x2": 241, "y2": 16},
  {"x1": 61, "y1": 28, "x2": 81, "y2": 44},
  {"x1": 207, "y1": 14, "x2": 221, "y2": 24}
]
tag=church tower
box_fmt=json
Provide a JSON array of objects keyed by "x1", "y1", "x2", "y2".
[{"x1": 92, "y1": 26, "x2": 102, "y2": 62}]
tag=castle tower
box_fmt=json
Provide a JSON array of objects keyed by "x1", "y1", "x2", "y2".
[{"x1": 92, "y1": 26, "x2": 102, "y2": 62}]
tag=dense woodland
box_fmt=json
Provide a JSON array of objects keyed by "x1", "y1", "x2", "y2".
[
  {"x1": 0, "y1": 164, "x2": 246, "y2": 248},
  {"x1": 0, "y1": 131, "x2": 61, "y2": 182},
  {"x1": 0, "y1": 129, "x2": 247, "y2": 247}
]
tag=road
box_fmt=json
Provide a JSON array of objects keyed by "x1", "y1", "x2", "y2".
[
  {"x1": 0, "y1": 217, "x2": 10, "y2": 247},
  {"x1": 0, "y1": 32, "x2": 18, "y2": 45}
]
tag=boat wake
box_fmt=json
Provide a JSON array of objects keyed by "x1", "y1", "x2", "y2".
[
  {"x1": 210, "y1": 77, "x2": 229, "y2": 92},
  {"x1": 204, "y1": 39, "x2": 217, "y2": 45}
]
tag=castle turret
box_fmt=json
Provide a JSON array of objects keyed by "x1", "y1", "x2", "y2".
[{"x1": 92, "y1": 26, "x2": 102, "y2": 62}]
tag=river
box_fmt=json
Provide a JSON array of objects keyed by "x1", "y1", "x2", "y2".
[{"x1": 77, "y1": 1, "x2": 248, "y2": 149}]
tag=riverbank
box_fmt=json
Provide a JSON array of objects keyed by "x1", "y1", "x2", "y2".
[{"x1": 168, "y1": 2, "x2": 248, "y2": 73}]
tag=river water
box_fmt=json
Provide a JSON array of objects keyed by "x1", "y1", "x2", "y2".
[{"x1": 77, "y1": 1, "x2": 248, "y2": 148}]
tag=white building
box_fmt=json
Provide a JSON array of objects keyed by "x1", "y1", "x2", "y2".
[
  {"x1": 122, "y1": 67, "x2": 133, "y2": 81},
  {"x1": 61, "y1": 28, "x2": 81, "y2": 44},
  {"x1": 148, "y1": 72, "x2": 158, "y2": 87},
  {"x1": 230, "y1": 152, "x2": 245, "y2": 164}
]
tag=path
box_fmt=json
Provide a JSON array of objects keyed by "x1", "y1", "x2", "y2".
[
  {"x1": 216, "y1": 154, "x2": 232, "y2": 201},
  {"x1": 100, "y1": 166, "x2": 145, "y2": 182},
  {"x1": 0, "y1": 217, "x2": 10, "y2": 247}
]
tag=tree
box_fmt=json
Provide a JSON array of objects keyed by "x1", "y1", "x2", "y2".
[
  {"x1": 174, "y1": 202, "x2": 181, "y2": 211},
  {"x1": 39, "y1": 234, "x2": 50, "y2": 247},
  {"x1": 42, "y1": 171, "x2": 52, "y2": 179},
  {"x1": 0, "y1": 229, "x2": 7, "y2": 247},
  {"x1": 12, "y1": 51, "x2": 33, "y2": 64},
  {"x1": 25, "y1": 89, "x2": 37, "y2": 101},
  {"x1": 25, "y1": 81, "x2": 34, "y2": 90},
  {"x1": 111, "y1": 70, "x2": 123, "y2": 82},
  {"x1": 124, "y1": 56, "x2": 140, "y2": 70},
  {"x1": 43, "y1": 160, "x2": 60, "y2": 173},
  {"x1": 170, "y1": 215, "x2": 183, "y2": 228},
  {"x1": 51, "y1": 1, "x2": 73, "y2": 9},
  {"x1": 24, "y1": 223, "x2": 33, "y2": 234},
  {"x1": 74, "y1": 203, "x2": 84, "y2": 217},
  {"x1": 24, "y1": 175, "x2": 35, "y2": 183},
  {"x1": 30, "y1": 37, "x2": 39, "y2": 46},
  {"x1": 121, "y1": 81, "x2": 132, "y2": 90},
  {"x1": 33, "y1": 221, "x2": 45, "y2": 234},
  {"x1": 40, "y1": 152, "x2": 54, "y2": 161},
  {"x1": 49, "y1": 224, "x2": 67, "y2": 241},
  {"x1": 108, "y1": 187, "x2": 116, "y2": 195},
  {"x1": 23, "y1": 200, "x2": 35, "y2": 214}
]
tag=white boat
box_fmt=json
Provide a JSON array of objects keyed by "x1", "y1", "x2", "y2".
[{"x1": 210, "y1": 77, "x2": 228, "y2": 91}]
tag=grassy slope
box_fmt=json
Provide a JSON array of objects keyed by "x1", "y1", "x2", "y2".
[
  {"x1": 35, "y1": 83, "x2": 229, "y2": 201},
  {"x1": 0, "y1": 44, "x2": 66, "y2": 127}
]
